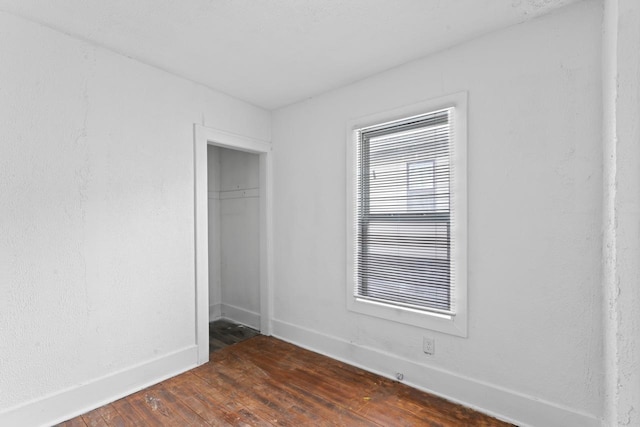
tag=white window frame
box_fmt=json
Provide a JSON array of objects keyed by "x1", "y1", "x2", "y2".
[{"x1": 345, "y1": 92, "x2": 467, "y2": 337}]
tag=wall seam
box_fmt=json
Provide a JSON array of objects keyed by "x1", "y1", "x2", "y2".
[{"x1": 602, "y1": 0, "x2": 619, "y2": 425}]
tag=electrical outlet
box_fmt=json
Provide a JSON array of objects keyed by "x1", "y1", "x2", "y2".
[{"x1": 423, "y1": 337, "x2": 435, "y2": 356}]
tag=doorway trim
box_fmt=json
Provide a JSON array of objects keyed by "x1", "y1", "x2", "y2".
[{"x1": 194, "y1": 124, "x2": 273, "y2": 365}]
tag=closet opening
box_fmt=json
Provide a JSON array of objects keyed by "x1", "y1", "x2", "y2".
[
  {"x1": 194, "y1": 125, "x2": 272, "y2": 364},
  {"x1": 207, "y1": 146, "x2": 261, "y2": 331}
]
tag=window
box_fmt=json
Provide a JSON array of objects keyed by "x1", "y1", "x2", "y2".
[
  {"x1": 407, "y1": 160, "x2": 436, "y2": 212},
  {"x1": 346, "y1": 93, "x2": 467, "y2": 336}
]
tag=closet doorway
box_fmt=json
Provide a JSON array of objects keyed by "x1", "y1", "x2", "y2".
[
  {"x1": 194, "y1": 125, "x2": 272, "y2": 365},
  {"x1": 207, "y1": 146, "x2": 261, "y2": 330}
]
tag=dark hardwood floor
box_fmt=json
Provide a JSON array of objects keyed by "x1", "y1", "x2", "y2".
[
  {"x1": 209, "y1": 320, "x2": 260, "y2": 353},
  {"x1": 57, "y1": 324, "x2": 513, "y2": 426}
]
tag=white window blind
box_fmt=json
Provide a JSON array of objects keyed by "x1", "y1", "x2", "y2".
[{"x1": 354, "y1": 108, "x2": 455, "y2": 315}]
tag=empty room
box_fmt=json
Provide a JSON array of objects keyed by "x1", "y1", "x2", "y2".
[{"x1": 1, "y1": 1, "x2": 638, "y2": 426}]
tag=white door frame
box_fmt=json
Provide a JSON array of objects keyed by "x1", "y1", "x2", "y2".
[{"x1": 193, "y1": 124, "x2": 273, "y2": 365}]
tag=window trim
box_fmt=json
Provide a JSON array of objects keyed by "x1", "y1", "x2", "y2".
[{"x1": 345, "y1": 92, "x2": 468, "y2": 337}]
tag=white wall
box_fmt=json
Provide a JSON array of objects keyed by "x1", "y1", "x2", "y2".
[
  {"x1": 0, "y1": 11, "x2": 270, "y2": 425},
  {"x1": 271, "y1": 2, "x2": 602, "y2": 426},
  {"x1": 218, "y1": 148, "x2": 261, "y2": 329}
]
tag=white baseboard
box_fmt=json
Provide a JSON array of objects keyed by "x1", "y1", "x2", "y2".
[
  {"x1": 209, "y1": 303, "x2": 222, "y2": 321},
  {"x1": 0, "y1": 345, "x2": 198, "y2": 427},
  {"x1": 220, "y1": 303, "x2": 260, "y2": 330},
  {"x1": 271, "y1": 319, "x2": 600, "y2": 427}
]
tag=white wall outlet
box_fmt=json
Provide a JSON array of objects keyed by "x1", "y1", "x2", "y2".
[{"x1": 423, "y1": 337, "x2": 435, "y2": 355}]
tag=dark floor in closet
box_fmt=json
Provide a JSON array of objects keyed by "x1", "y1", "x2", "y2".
[{"x1": 209, "y1": 319, "x2": 260, "y2": 352}]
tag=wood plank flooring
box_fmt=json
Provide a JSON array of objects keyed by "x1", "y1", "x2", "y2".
[
  {"x1": 209, "y1": 320, "x2": 260, "y2": 353},
  {"x1": 57, "y1": 333, "x2": 513, "y2": 426}
]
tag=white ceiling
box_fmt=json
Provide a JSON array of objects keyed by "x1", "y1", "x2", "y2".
[{"x1": 0, "y1": 0, "x2": 581, "y2": 109}]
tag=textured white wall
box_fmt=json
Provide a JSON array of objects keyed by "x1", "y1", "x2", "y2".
[
  {"x1": 219, "y1": 148, "x2": 261, "y2": 327},
  {"x1": 0, "y1": 10, "x2": 270, "y2": 416},
  {"x1": 271, "y1": 1, "x2": 603, "y2": 425}
]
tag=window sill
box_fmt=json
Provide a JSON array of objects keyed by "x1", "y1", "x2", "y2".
[{"x1": 347, "y1": 296, "x2": 467, "y2": 337}]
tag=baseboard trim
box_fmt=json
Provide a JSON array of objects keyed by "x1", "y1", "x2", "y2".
[
  {"x1": 271, "y1": 319, "x2": 600, "y2": 427},
  {"x1": 220, "y1": 303, "x2": 260, "y2": 330},
  {"x1": 0, "y1": 345, "x2": 198, "y2": 427}
]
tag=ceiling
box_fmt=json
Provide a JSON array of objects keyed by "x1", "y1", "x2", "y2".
[{"x1": 0, "y1": 0, "x2": 581, "y2": 110}]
